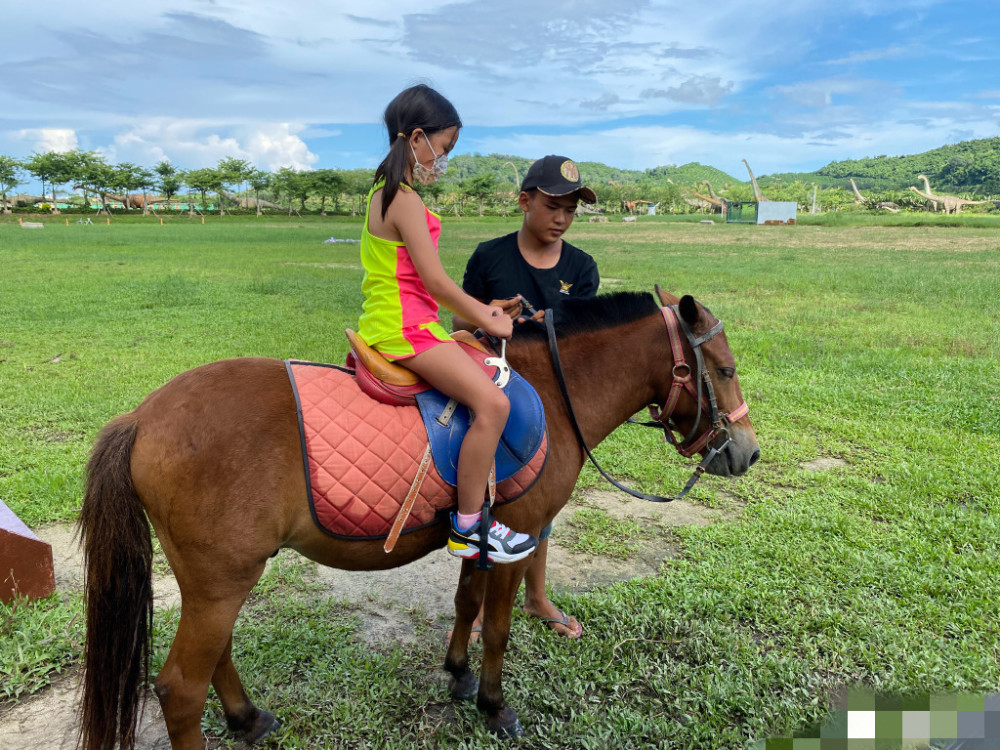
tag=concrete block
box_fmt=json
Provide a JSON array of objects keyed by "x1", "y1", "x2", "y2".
[{"x1": 0, "y1": 499, "x2": 56, "y2": 604}]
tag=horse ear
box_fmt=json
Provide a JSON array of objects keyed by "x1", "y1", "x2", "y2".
[
  {"x1": 679, "y1": 294, "x2": 699, "y2": 325},
  {"x1": 654, "y1": 285, "x2": 679, "y2": 306}
]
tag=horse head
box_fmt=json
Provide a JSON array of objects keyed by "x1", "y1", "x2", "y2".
[{"x1": 652, "y1": 286, "x2": 760, "y2": 478}]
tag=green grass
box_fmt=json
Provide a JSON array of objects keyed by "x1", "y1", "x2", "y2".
[
  {"x1": 562, "y1": 509, "x2": 651, "y2": 559},
  {"x1": 1, "y1": 213, "x2": 999, "y2": 748}
]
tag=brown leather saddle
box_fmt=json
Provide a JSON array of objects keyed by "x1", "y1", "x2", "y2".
[{"x1": 344, "y1": 329, "x2": 495, "y2": 407}]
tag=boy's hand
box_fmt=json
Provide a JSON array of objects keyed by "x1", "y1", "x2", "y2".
[{"x1": 488, "y1": 295, "x2": 523, "y2": 320}]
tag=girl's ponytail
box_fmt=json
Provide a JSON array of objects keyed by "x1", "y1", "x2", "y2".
[{"x1": 374, "y1": 84, "x2": 461, "y2": 219}]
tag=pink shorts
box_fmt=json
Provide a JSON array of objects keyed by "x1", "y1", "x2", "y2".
[{"x1": 374, "y1": 321, "x2": 455, "y2": 361}]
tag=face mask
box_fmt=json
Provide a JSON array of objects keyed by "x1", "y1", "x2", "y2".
[{"x1": 410, "y1": 133, "x2": 448, "y2": 185}]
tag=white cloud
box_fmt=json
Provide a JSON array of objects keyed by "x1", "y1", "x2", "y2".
[
  {"x1": 641, "y1": 76, "x2": 735, "y2": 106},
  {"x1": 103, "y1": 119, "x2": 318, "y2": 171},
  {"x1": 243, "y1": 124, "x2": 319, "y2": 171},
  {"x1": 0, "y1": 0, "x2": 994, "y2": 177},
  {"x1": 824, "y1": 45, "x2": 909, "y2": 65},
  {"x1": 770, "y1": 77, "x2": 900, "y2": 109},
  {"x1": 15, "y1": 128, "x2": 78, "y2": 153}
]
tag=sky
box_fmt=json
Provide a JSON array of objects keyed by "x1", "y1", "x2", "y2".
[{"x1": 2, "y1": 0, "x2": 999, "y2": 186}]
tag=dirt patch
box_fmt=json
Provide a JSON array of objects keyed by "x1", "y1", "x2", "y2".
[
  {"x1": 799, "y1": 457, "x2": 848, "y2": 472},
  {"x1": 1, "y1": 489, "x2": 742, "y2": 749},
  {"x1": 36, "y1": 524, "x2": 181, "y2": 609}
]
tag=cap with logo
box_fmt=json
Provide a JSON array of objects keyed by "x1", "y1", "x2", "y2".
[{"x1": 520, "y1": 155, "x2": 597, "y2": 204}]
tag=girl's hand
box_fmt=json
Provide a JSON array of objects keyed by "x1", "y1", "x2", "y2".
[{"x1": 482, "y1": 306, "x2": 514, "y2": 339}]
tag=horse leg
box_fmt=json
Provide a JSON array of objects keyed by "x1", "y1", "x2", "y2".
[
  {"x1": 211, "y1": 635, "x2": 281, "y2": 743},
  {"x1": 154, "y1": 595, "x2": 249, "y2": 750},
  {"x1": 444, "y1": 559, "x2": 487, "y2": 701},
  {"x1": 477, "y1": 562, "x2": 528, "y2": 738}
]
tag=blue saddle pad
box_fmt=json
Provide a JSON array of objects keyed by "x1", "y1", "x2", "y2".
[{"x1": 414, "y1": 368, "x2": 545, "y2": 487}]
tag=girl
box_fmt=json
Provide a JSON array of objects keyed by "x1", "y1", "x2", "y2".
[{"x1": 358, "y1": 84, "x2": 538, "y2": 565}]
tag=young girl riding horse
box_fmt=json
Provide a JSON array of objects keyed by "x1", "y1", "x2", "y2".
[{"x1": 358, "y1": 84, "x2": 537, "y2": 564}]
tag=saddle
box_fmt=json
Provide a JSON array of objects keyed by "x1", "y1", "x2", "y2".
[{"x1": 344, "y1": 330, "x2": 545, "y2": 486}]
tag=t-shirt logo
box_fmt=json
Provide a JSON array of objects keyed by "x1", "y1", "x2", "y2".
[{"x1": 559, "y1": 280, "x2": 573, "y2": 295}]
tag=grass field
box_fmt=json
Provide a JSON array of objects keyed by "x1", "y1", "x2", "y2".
[{"x1": 2, "y1": 213, "x2": 999, "y2": 748}]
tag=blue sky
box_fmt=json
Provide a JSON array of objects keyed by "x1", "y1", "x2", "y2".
[{"x1": 1, "y1": 0, "x2": 998, "y2": 184}]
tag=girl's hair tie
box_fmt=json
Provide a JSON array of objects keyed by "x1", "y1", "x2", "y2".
[{"x1": 397, "y1": 132, "x2": 406, "y2": 139}]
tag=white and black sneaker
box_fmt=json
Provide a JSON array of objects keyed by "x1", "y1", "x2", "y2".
[{"x1": 447, "y1": 514, "x2": 538, "y2": 564}]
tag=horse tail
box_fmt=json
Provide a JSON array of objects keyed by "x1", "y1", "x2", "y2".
[{"x1": 77, "y1": 413, "x2": 152, "y2": 750}]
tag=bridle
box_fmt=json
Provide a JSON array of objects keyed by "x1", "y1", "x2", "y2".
[
  {"x1": 646, "y1": 305, "x2": 750, "y2": 459},
  {"x1": 544, "y1": 303, "x2": 749, "y2": 502}
]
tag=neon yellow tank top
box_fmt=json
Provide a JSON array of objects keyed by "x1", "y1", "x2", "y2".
[{"x1": 358, "y1": 181, "x2": 443, "y2": 348}]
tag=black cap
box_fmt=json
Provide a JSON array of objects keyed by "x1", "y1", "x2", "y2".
[{"x1": 521, "y1": 155, "x2": 597, "y2": 204}]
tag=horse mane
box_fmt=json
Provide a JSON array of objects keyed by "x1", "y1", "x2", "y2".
[{"x1": 515, "y1": 291, "x2": 660, "y2": 341}]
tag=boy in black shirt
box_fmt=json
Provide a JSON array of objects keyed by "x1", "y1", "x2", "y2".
[
  {"x1": 452, "y1": 155, "x2": 599, "y2": 641},
  {"x1": 460, "y1": 155, "x2": 599, "y2": 326}
]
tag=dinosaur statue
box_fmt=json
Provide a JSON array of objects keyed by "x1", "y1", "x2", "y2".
[
  {"x1": 908, "y1": 185, "x2": 942, "y2": 212},
  {"x1": 849, "y1": 178, "x2": 899, "y2": 213},
  {"x1": 693, "y1": 181, "x2": 725, "y2": 213},
  {"x1": 913, "y1": 175, "x2": 988, "y2": 214},
  {"x1": 1, "y1": 194, "x2": 45, "y2": 211},
  {"x1": 684, "y1": 197, "x2": 713, "y2": 210},
  {"x1": 703, "y1": 181, "x2": 724, "y2": 202},
  {"x1": 741, "y1": 159, "x2": 769, "y2": 202},
  {"x1": 221, "y1": 190, "x2": 289, "y2": 213},
  {"x1": 100, "y1": 193, "x2": 169, "y2": 213},
  {"x1": 691, "y1": 192, "x2": 724, "y2": 213},
  {"x1": 909, "y1": 176, "x2": 988, "y2": 214},
  {"x1": 574, "y1": 202, "x2": 602, "y2": 216}
]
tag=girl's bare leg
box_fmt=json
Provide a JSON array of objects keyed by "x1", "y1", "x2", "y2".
[{"x1": 402, "y1": 343, "x2": 509, "y2": 515}]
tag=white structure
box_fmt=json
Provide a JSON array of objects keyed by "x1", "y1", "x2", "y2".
[{"x1": 755, "y1": 201, "x2": 797, "y2": 224}]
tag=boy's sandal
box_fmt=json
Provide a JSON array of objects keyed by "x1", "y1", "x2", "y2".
[{"x1": 532, "y1": 609, "x2": 583, "y2": 639}]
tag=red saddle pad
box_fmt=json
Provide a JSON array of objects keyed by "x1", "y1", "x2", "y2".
[{"x1": 286, "y1": 361, "x2": 547, "y2": 540}]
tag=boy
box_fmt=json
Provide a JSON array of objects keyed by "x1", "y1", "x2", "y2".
[{"x1": 452, "y1": 155, "x2": 600, "y2": 641}]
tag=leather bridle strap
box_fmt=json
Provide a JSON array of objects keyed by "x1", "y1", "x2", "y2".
[
  {"x1": 645, "y1": 306, "x2": 748, "y2": 459},
  {"x1": 545, "y1": 310, "x2": 676, "y2": 502}
]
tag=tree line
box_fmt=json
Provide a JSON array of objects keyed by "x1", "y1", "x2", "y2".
[
  {"x1": 0, "y1": 151, "x2": 378, "y2": 216},
  {"x1": 2, "y1": 140, "x2": 998, "y2": 218},
  {"x1": 0, "y1": 149, "x2": 707, "y2": 216}
]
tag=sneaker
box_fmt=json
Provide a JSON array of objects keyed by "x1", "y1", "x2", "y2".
[{"x1": 448, "y1": 514, "x2": 538, "y2": 564}]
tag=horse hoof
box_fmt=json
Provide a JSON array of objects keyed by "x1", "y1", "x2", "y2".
[
  {"x1": 449, "y1": 671, "x2": 479, "y2": 702},
  {"x1": 488, "y1": 707, "x2": 524, "y2": 738},
  {"x1": 239, "y1": 711, "x2": 282, "y2": 745}
]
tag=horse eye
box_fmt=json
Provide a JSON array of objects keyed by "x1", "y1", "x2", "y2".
[{"x1": 718, "y1": 367, "x2": 735, "y2": 379}]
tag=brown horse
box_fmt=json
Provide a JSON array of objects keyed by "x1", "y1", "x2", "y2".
[{"x1": 78, "y1": 288, "x2": 759, "y2": 750}]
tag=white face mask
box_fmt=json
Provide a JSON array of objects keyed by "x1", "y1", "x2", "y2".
[{"x1": 410, "y1": 133, "x2": 449, "y2": 185}]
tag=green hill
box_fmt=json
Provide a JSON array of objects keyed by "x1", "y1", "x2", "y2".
[
  {"x1": 759, "y1": 137, "x2": 1000, "y2": 194},
  {"x1": 442, "y1": 154, "x2": 740, "y2": 190},
  {"x1": 444, "y1": 140, "x2": 1000, "y2": 196}
]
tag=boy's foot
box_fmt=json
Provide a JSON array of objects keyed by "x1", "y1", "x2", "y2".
[
  {"x1": 524, "y1": 607, "x2": 583, "y2": 639},
  {"x1": 448, "y1": 514, "x2": 538, "y2": 564}
]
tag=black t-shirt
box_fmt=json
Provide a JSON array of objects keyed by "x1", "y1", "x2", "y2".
[{"x1": 462, "y1": 232, "x2": 600, "y2": 316}]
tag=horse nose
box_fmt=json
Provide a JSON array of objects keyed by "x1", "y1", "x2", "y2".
[{"x1": 748, "y1": 448, "x2": 760, "y2": 467}]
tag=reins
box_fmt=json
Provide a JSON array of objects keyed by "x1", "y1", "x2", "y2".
[
  {"x1": 544, "y1": 311, "x2": 676, "y2": 502},
  {"x1": 543, "y1": 304, "x2": 749, "y2": 503}
]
